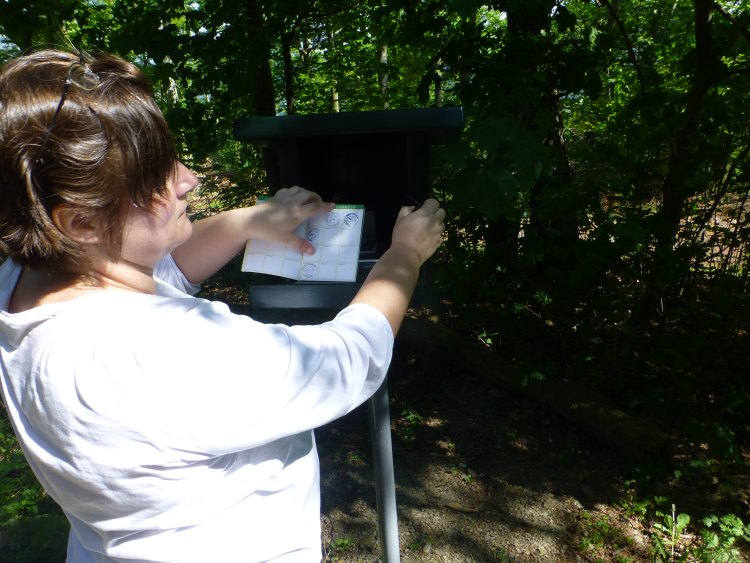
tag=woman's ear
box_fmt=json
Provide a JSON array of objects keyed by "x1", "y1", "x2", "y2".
[{"x1": 50, "y1": 205, "x2": 102, "y2": 245}]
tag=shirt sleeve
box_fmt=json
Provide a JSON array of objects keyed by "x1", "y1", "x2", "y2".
[
  {"x1": 67, "y1": 298, "x2": 394, "y2": 457},
  {"x1": 154, "y1": 255, "x2": 202, "y2": 296}
]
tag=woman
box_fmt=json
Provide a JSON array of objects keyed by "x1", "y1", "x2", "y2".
[{"x1": 0, "y1": 49, "x2": 445, "y2": 562}]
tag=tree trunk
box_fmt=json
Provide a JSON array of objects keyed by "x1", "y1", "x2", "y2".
[
  {"x1": 331, "y1": 86, "x2": 340, "y2": 112},
  {"x1": 434, "y1": 60, "x2": 443, "y2": 108},
  {"x1": 281, "y1": 31, "x2": 296, "y2": 115},
  {"x1": 660, "y1": 0, "x2": 714, "y2": 247},
  {"x1": 327, "y1": 24, "x2": 340, "y2": 112},
  {"x1": 506, "y1": 5, "x2": 577, "y2": 267},
  {"x1": 630, "y1": 0, "x2": 717, "y2": 329},
  {"x1": 528, "y1": 91, "x2": 576, "y2": 249},
  {"x1": 378, "y1": 43, "x2": 389, "y2": 109},
  {"x1": 245, "y1": 0, "x2": 280, "y2": 189}
]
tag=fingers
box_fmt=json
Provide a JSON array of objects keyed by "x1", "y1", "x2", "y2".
[
  {"x1": 419, "y1": 198, "x2": 440, "y2": 213},
  {"x1": 273, "y1": 185, "x2": 324, "y2": 205},
  {"x1": 398, "y1": 198, "x2": 442, "y2": 217},
  {"x1": 271, "y1": 186, "x2": 334, "y2": 222},
  {"x1": 404, "y1": 199, "x2": 446, "y2": 229},
  {"x1": 287, "y1": 233, "x2": 315, "y2": 255},
  {"x1": 397, "y1": 205, "x2": 415, "y2": 219},
  {"x1": 302, "y1": 199, "x2": 336, "y2": 218},
  {"x1": 271, "y1": 190, "x2": 319, "y2": 252},
  {"x1": 417, "y1": 199, "x2": 446, "y2": 244},
  {"x1": 391, "y1": 198, "x2": 447, "y2": 264}
]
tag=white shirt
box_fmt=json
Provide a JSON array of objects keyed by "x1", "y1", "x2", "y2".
[{"x1": 0, "y1": 257, "x2": 393, "y2": 562}]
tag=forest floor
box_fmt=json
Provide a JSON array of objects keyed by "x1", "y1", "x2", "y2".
[
  {"x1": 314, "y1": 316, "x2": 651, "y2": 563},
  {"x1": 203, "y1": 276, "x2": 695, "y2": 563},
  {"x1": 314, "y1": 317, "x2": 655, "y2": 563}
]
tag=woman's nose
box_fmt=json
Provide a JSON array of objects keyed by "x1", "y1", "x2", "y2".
[{"x1": 175, "y1": 162, "x2": 199, "y2": 197}]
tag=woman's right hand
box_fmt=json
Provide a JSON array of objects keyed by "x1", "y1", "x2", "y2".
[
  {"x1": 390, "y1": 198, "x2": 446, "y2": 267},
  {"x1": 245, "y1": 186, "x2": 335, "y2": 254}
]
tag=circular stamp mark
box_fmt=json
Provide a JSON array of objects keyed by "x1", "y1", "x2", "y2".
[
  {"x1": 301, "y1": 263, "x2": 317, "y2": 279},
  {"x1": 344, "y1": 212, "x2": 359, "y2": 226},
  {"x1": 326, "y1": 212, "x2": 341, "y2": 227},
  {"x1": 306, "y1": 228, "x2": 321, "y2": 242}
]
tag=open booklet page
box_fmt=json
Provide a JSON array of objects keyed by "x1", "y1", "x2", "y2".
[{"x1": 241, "y1": 204, "x2": 365, "y2": 282}]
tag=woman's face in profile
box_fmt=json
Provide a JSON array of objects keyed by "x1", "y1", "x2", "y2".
[{"x1": 119, "y1": 162, "x2": 199, "y2": 268}]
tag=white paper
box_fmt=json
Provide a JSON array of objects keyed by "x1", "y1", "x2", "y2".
[{"x1": 241, "y1": 204, "x2": 365, "y2": 282}]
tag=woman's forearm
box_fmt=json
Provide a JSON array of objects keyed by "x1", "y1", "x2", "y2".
[
  {"x1": 350, "y1": 245, "x2": 422, "y2": 336},
  {"x1": 171, "y1": 208, "x2": 252, "y2": 284},
  {"x1": 351, "y1": 200, "x2": 445, "y2": 335}
]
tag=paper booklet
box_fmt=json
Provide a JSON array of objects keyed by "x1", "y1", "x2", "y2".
[{"x1": 241, "y1": 204, "x2": 365, "y2": 282}]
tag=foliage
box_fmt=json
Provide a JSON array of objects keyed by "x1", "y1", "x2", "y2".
[
  {"x1": 651, "y1": 504, "x2": 691, "y2": 562},
  {"x1": 696, "y1": 514, "x2": 750, "y2": 563},
  {"x1": 647, "y1": 506, "x2": 750, "y2": 563},
  {"x1": 323, "y1": 535, "x2": 356, "y2": 561},
  {"x1": 577, "y1": 511, "x2": 633, "y2": 557},
  {"x1": 0, "y1": 415, "x2": 67, "y2": 563}
]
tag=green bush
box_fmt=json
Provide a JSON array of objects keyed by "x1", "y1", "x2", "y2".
[{"x1": 0, "y1": 416, "x2": 67, "y2": 562}]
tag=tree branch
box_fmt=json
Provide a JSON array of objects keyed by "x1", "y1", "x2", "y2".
[
  {"x1": 597, "y1": 0, "x2": 647, "y2": 95},
  {"x1": 713, "y1": 1, "x2": 750, "y2": 45}
]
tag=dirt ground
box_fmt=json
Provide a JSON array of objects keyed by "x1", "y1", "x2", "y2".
[
  {"x1": 314, "y1": 322, "x2": 652, "y2": 562},
  {"x1": 228, "y1": 301, "x2": 654, "y2": 563}
]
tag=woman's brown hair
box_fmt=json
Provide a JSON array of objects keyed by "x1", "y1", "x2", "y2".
[{"x1": 0, "y1": 49, "x2": 177, "y2": 271}]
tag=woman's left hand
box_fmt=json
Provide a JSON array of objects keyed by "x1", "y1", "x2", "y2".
[{"x1": 246, "y1": 186, "x2": 335, "y2": 254}]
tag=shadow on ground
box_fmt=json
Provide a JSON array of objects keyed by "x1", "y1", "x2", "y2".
[{"x1": 302, "y1": 312, "x2": 652, "y2": 562}]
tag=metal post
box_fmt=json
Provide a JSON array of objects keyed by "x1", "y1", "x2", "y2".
[{"x1": 367, "y1": 379, "x2": 400, "y2": 562}]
